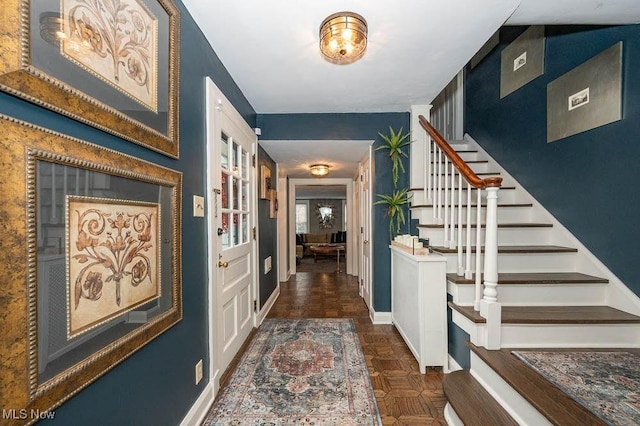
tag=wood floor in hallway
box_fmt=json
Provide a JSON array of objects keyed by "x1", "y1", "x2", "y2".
[{"x1": 264, "y1": 271, "x2": 447, "y2": 425}]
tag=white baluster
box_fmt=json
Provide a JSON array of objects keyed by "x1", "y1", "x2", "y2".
[
  {"x1": 457, "y1": 173, "x2": 463, "y2": 275},
  {"x1": 474, "y1": 188, "x2": 482, "y2": 311},
  {"x1": 449, "y1": 163, "x2": 456, "y2": 249},
  {"x1": 443, "y1": 157, "x2": 449, "y2": 244},
  {"x1": 436, "y1": 148, "x2": 442, "y2": 224},
  {"x1": 426, "y1": 137, "x2": 432, "y2": 201},
  {"x1": 465, "y1": 182, "x2": 472, "y2": 279}
]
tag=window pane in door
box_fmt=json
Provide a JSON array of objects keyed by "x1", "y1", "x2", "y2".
[
  {"x1": 233, "y1": 213, "x2": 240, "y2": 245},
  {"x1": 242, "y1": 214, "x2": 248, "y2": 244},
  {"x1": 233, "y1": 177, "x2": 240, "y2": 210},
  {"x1": 241, "y1": 149, "x2": 248, "y2": 179},
  {"x1": 221, "y1": 172, "x2": 229, "y2": 209},
  {"x1": 242, "y1": 181, "x2": 248, "y2": 211},
  {"x1": 220, "y1": 133, "x2": 229, "y2": 170},
  {"x1": 221, "y1": 213, "x2": 230, "y2": 249}
]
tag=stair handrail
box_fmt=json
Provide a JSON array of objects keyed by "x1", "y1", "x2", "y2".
[
  {"x1": 418, "y1": 115, "x2": 502, "y2": 189},
  {"x1": 418, "y1": 114, "x2": 503, "y2": 349}
]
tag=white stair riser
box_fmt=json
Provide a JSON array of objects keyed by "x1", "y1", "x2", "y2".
[
  {"x1": 419, "y1": 227, "x2": 553, "y2": 247},
  {"x1": 453, "y1": 310, "x2": 640, "y2": 348},
  {"x1": 469, "y1": 352, "x2": 553, "y2": 426},
  {"x1": 436, "y1": 252, "x2": 577, "y2": 273},
  {"x1": 448, "y1": 282, "x2": 607, "y2": 306},
  {"x1": 417, "y1": 189, "x2": 524, "y2": 205},
  {"x1": 413, "y1": 206, "x2": 533, "y2": 224},
  {"x1": 500, "y1": 323, "x2": 640, "y2": 348}
]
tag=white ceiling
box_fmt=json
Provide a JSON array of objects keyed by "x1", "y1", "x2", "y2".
[
  {"x1": 259, "y1": 140, "x2": 372, "y2": 179},
  {"x1": 182, "y1": 0, "x2": 640, "y2": 115},
  {"x1": 183, "y1": 0, "x2": 640, "y2": 177}
]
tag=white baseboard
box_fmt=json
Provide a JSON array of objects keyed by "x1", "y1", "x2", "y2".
[
  {"x1": 256, "y1": 284, "x2": 280, "y2": 325},
  {"x1": 444, "y1": 403, "x2": 464, "y2": 426},
  {"x1": 179, "y1": 382, "x2": 215, "y2": 426},
  {"x1": 371, "y1": 310, "x2": 392, "y2": 324},
  {"x1": 446, "y1": 354, "x2": 463, "y2": 374}
]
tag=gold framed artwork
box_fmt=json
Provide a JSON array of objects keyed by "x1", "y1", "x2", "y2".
[
  {"x1": 0, "y1": 0, "x2": 180, "y2": 158},
  {"x1": 0, "y1": 114, "x2": 182, "y2": 422},
  {"x1": 269, "y1": 189, "x2": 278, "y2": 219},
  {"x1": 260, "y1": 165, "x2": 272, "y2": 199}
]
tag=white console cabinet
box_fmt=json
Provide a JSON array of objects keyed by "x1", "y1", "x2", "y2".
[{"x1": 390, "y1": 246, "x2": 447, "y2": 373}]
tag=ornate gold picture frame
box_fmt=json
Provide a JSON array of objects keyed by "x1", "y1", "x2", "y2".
[
  {"x1": 0, "y1": 0, "x2": 180, "y2": 158},
  {"x1": 0, "y1": 114, "x2": 182, "y2": 423}
]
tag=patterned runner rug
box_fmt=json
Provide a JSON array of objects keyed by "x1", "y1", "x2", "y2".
[
  {"x1": 512, "y1": 351, "x2": 640, "y2": 425},
  {"x1": 202, "y1": 318, "x2": 381, "y2": 425}
]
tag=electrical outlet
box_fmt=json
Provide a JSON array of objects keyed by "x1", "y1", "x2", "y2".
[
  {"x1": 264, "y1": 256, "x2": 272, "y2": 274},
  {"x1": 195, "y1": 359, "x2": 203, "y2": 385}
]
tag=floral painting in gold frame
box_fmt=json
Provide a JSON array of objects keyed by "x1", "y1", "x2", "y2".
[
  {"x1": 62, "y1": 0, "x2": 159, "y2": 111},
  {"x1": 67, "y1": 197, "x2": 161, "y2": 338},
  {"x1": 0, "y1": 0, "x2": 180, "y2": 158},
  {"x1": 0, "y1": 113, "x2": 182, "y2": 423}
]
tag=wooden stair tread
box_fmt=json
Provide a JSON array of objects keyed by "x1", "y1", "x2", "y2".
[
  {"x1": 418, "y1": 222, "x2": 551, "y2": 229},
  {"x1": 449, "y1": 303, "x2": 640, "y2": 324},
  {"x1": 447, "y1": 272, "x2": 609, "y2": 285},
  {"x1": 468, "y1": 343, "x2": 627, "y2": 425},
  {"x1": 431, "y1": 159, "x2": 488, "y2": 164},
  {"x1": 431, "y1": 149, "x2": 477, "y2": 154},
  {"x1": 410, "y1": 202, "x2": 532, "y2": 209},
  {"x1": 443, "y1": 370, "x2": 518, "y2": 426},
  {"x1": 432, "y1": 245, "x2": 578, "y2": 254}
]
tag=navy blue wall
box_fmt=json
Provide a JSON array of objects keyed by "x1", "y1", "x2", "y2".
[
  {"x1": 447, "y1": 295, "x2": 471, "y2": 369},
  {"x1": 258, "y1": 146, "x2": 279, "y2": 308},
  {"x1": 256, "y1": 113, "x2": 410, "y2": 312},
  {"x1": 0, "y1": 1, "x2": 255, "y2": 423},
  {"x1": 466, "y1": 24, "x2": 640, "y2": 297}
]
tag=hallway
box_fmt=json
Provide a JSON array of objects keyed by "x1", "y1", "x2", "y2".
[{"x1": 265, "y1": 272, "x2": 447, "y2": 425}]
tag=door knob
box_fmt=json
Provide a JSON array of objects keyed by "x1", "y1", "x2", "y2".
[
  {"x1": 218, "y1": 261, "x2": 229, "y2": 268},
  {"x1": 363, "y1": 240, "x2": 369, "y2": 244}
]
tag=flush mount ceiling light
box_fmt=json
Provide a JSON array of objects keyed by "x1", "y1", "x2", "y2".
[
  {"x1": 309, "y1": 164, "x2": 330, "y2": 176},
  {"x1": 319, "y1": 11, "x2": 367, "y2": 65}
]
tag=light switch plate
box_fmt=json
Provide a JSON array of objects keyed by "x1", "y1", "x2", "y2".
[{"x1": 193, "y1": 195, "x2": 205, "y2": 217}]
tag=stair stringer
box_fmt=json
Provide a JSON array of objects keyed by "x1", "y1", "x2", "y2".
[
  {"x1": 468, "y1": 351, "x2": 553, "y2": 426},
  {"x1": 460, "y1": 133, "x2": 640, "y2": 317}
]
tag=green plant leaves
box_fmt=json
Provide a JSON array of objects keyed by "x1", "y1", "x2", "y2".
[
  {"x1": 374, "y1": 188, "x2": 412, "y2": 238},
  {"x1": 375, "y1": 126, "x2": 411, "y2": 188}
]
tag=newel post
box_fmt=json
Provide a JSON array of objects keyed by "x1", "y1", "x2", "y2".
[{"x1": 480, "y1": 183, "x2": 501, "y2": 349}]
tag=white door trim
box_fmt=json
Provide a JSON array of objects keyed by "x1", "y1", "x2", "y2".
[
  {"x1": 288, "y1": 178, "x2": 354, "y2": 276},
  {"x1": 204, "y1": 77, "x2": 257, "y2": 398}
]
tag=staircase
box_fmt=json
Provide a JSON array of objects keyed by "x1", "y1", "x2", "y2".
[{"x1": 410, "y1": 115, "x2": 640, "y2": 425}]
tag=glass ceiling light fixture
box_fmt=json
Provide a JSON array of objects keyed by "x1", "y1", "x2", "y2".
[
  {"x1": 319, "y1": 11, "x2": 367, "y2": 65},
  {"x1": 309, "y1": 164, "x2": 330, "y2": 176}
]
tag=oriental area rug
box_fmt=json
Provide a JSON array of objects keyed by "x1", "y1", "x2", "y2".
[
  {"x1": 202, "y1": 318, "x2": 381, "y2": 425},
  {"x1": 512, "y1": 350, "x2": 640, "y2": 425}
]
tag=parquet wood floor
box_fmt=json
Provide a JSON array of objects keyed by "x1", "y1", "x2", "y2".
[{"x1": 264, "y1": 271, "x2": 447, "y2": 425}]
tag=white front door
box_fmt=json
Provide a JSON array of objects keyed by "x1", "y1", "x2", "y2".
[
  {"x1": 206, "y1": 79, "x2": 256, "y2": 392},
  {"x1": 359, "y1": 151, "x2": 372, "y2": 311}
]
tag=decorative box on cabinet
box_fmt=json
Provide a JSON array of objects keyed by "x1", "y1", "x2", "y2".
[{"x1": 390, "y1": 245, "x2": 447, "y2": 373}]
